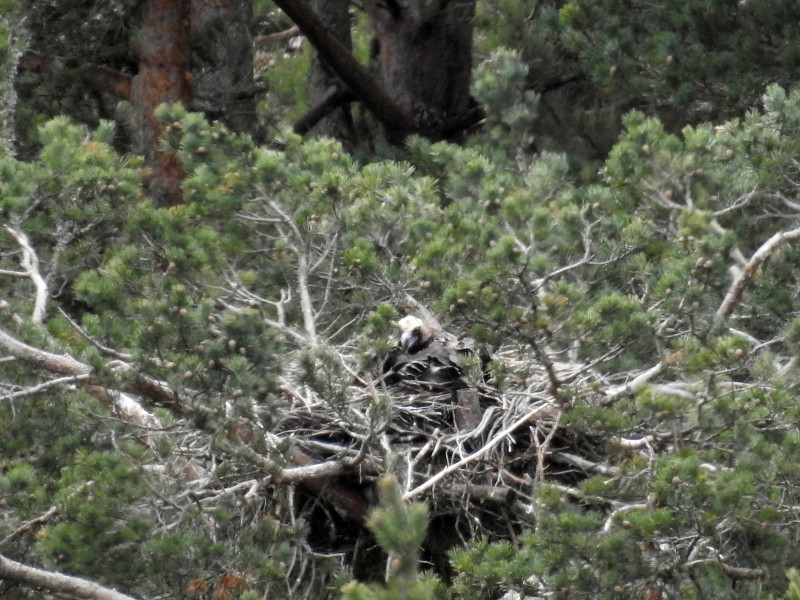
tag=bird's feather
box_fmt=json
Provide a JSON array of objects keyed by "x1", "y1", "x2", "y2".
[{"x1": 382, "y1": 317, "x2": 486, "y2": 390}]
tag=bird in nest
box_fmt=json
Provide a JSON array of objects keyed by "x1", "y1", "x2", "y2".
[{"x1": 381, "y1": 315, "x2": 487, "y2": 390}]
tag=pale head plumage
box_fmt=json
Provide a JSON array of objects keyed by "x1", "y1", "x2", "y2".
[
  {"x1": 397, "y1": 315, "x2": 424, "y2": 333},
  {"x1": 397, "y1": 315, "x2": 431, "y2": 353}
]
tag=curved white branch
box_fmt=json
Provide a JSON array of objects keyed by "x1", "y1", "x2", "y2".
[
  {"x1": 716, "y1": 225, "x2": 800, "y2": 321},
  {"x1": 603, "y1": 362, "x2": 666, "y2": 404},
  {"x1": 266, "y1": 200, "x2": 318, "y2": 346},
  {"x1": 603, "y1": 502, "x2": 649, "y2": 533},
  {"x1": 4, "y1": 226, "x2": 48, "y2": 324},
  {"x1": 0, "y1": 374, "x2": 92, "y2": 401}
]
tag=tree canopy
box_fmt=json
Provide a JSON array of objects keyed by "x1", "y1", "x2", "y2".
[{"x1": 2, "y1": 2, "x2": 800, "y2": 600}]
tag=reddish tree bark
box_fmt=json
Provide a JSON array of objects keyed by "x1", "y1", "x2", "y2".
[
  {"x1": 20, "y1": 1, "x2": 258, "y2": 204},
  {"x1": 130, "y1": 0, "x2": 192, "y2": 207}
]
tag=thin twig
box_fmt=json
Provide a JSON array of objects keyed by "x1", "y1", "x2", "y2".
[
  {"x1": 403, "y1": 403, "x2": 557, "y2": 500},
  {"x1": 0, "y1": 505, "x2": 59, "y2": 545},
  {"x1": 57, "y1": 307, "x2": 133, "y2": 360},
  {"x1": 0, "y1": 373, "x2": 92, "y2": 402}
]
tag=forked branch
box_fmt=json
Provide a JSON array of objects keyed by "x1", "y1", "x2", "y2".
[
  {"x1": 716, "y1": 225, "x2": 800, "y2": 322},
  {"x1": 3, "y1": 226, "x2": 48, "y2": 324}
]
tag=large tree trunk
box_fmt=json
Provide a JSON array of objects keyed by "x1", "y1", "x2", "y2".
[
  {"x1": 272, "y1": 0, "x2": 413, "y2": 140},
  {"x1": 191, "y1": 0, "x2": 258, "y2": 136},
  {"x1": 364, "y1": 0, "x2": 476, "y2": 140},
  {"x1": 306, "y1": 0, "x2": 355, "y2": 146},
  {"x1": 130, "y1": 0, "x2": 192, "y2": 207}
]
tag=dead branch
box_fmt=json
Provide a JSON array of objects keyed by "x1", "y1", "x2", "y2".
[
  {"x1": 716, "y1": 225, "x2": 800, "y2": 322},
  {"x1": 254, "y1": 26, "x2": 301, "y2": 47},
  {"x1": 57, "y1": 307, "x2": 133, "y2": 361},
  {"x1": 3, "y1": 226, "x2": 48, "y2": 324},
  {"x1": 0, "y1": 326, "x2": 180, "y2": 411},
  {"x1": 528, "y1": 337, "x2": 562, "y2": 397},
  {"x1": 533, "y1": 410, "x2": 562, "y2": 484},
  {"x1": 266, "y1": 199, "x2": 320, "y2": 345},
  {"x1": 684, "y1": 559, "x2": 765, "y2": 581},
  {"x1": 0, "y1": 553, "x2": 139, "y2": 600},
  {"x1": 602, "y1": 502, "x2": 649, "y2": 533},
  {"x1": 550, "y1": 451, "x2": 620, "y2": 477},
  {"x1": 602, "y1": 362, "x2": 666, "y2": 405},
  {"x1": 0, "y1": 373, "x2": 92, "y2": 401},
  {"x1": 0, "y1": 505, "x2": 59, "y2": 546},
  {"x1": 0, "y1": 327, "x2": 90, "y2": 375},
  {"x1": 403, "y1": 402, "x2": 559, "y2": 501},
  {"x1": 444, "y1": 483, "x2": 517, "y2": 505}
]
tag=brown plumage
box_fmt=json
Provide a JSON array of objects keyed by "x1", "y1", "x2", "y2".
[{"x1": 382, "y1": 316, "x2": 480, "y2": 389}]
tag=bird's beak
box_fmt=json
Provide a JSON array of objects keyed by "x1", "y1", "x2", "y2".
[{"x1": 400, "y1": 329, "x2": 418, "y2": 352}]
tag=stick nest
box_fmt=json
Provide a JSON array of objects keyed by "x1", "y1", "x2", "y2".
[{"x1": 273, "y1": 343, "x2": 614, "y2": 541}]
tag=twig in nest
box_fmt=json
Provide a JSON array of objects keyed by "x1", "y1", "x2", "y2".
[{"x1": 403, "y1": 402, "x2": 558, "y2": 500}]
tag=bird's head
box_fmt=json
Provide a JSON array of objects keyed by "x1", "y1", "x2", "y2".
[{"x1": 397, "y1": 315, "x2": 431, "y2": 353}]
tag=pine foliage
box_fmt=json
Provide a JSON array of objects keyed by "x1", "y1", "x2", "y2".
[{"x1": 3, "y1": 5, "x2": 800, "y2": 600}]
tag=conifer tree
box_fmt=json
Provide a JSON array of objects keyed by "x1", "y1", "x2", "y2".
[{"x1": 4, "y1": 4, "x2": 800, "y2": 600}]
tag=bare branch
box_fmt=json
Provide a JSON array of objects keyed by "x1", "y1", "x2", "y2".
[
  {"x1": 3, "y1": 226, "x2": 48, "y2": 324},
  {"x1": 0, "y1": 326, "x2": 181, "y2": 410},
  {"x1": 602, "y1": 362, "x2": 666, "y2": 405},
  {"x1": 684, "y1": 559, "x2": 764, "y2": 580},
  {"x1": 404, "y1": 402, "x2": 559, "y2": 500},
  {"x1": 0, "y1": 327, "x2": 91, "y2": 375},
  {"x1": 0, "y1": 553, "x2": 139, "y2": 600},
  {"x1": 217, "y1": 294, "x2": 310, "y2": 348},
  {"x1": 550, "y1": 451, "x2": 620, "y2": 477},
  {"x1": 0, "y1": 373, "x2": 92, "y2": 402},
  {"x1": 57, "y1": 307, "x2": 133, "y2": 361},
  {"x1": 716, "y1": 225, "x2": 800, "y2": 321},
  {"x1": 528, "y1": 337, "x2": 562, "y2": 396},
  {"x1": 274, "y1": 459, "x2": 347, "y2": 483},
  {"x1": 0, "y1": 505, "x2": 59, "y2": 546},
  {"x1": 602, "y1": 502, "x2": 649, "y2": 533},
  {"x1": 255, "y1": 199, "x2": 321, "y2": 346},
  {"x1": 533, "y1": 410, "x2": 562, "y2": 484}
]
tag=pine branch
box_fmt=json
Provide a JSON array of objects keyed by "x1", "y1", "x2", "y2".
[
  {"x1": 715, "y1": 225, "x2": 800, "y2": 322},
  {"x1": 0, "y1": 554, "x2": 138, "y2": 600},
  {"x1": 0, "y1": 505, "x2": 59, "y2": 546},
  {"x1": 0, "y1": 326, "x2": 180, "y2": 410}
]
